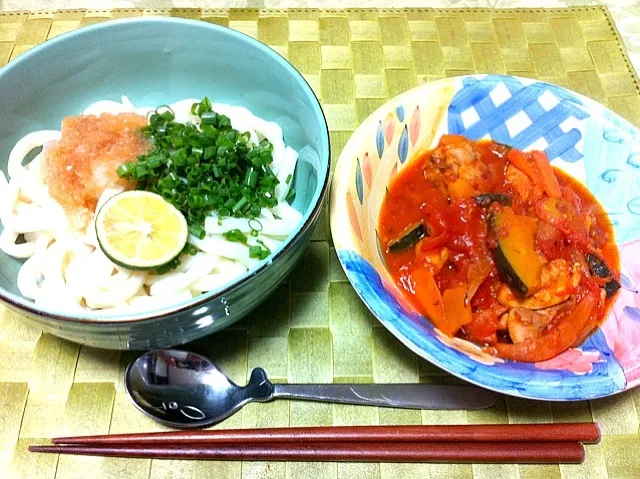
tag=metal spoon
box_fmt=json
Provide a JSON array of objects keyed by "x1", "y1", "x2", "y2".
[{"x1": 125, "y1": 349, "x2": 497, "y2": 429}]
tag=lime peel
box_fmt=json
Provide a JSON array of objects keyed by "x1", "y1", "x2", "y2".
[{"x1": 95, "y1": 191, "x2": 188, "y2": 270}]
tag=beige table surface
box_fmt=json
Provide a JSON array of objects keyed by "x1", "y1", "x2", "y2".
[
  {"x1": 0, "y1": 1, "x2": 639, "y2": 72},
  {"x1": 1, "y1": 2, "x2": 639, "y2": 479}
]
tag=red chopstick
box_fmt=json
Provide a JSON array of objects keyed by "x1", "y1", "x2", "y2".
[
  {"x1": 51, "y1": 423, "x2": 601, "y2": 445},
  {"x1": 28, "y1": 441, "x2": 585, "y2": 464}
]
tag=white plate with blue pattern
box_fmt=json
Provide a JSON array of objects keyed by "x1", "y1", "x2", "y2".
[{"x1": 331, "y1": 74, "x2": 640, "y2": 400}]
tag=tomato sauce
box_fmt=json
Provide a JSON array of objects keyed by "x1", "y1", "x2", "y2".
[{"x1": 379, "y1": 135, "x2": 620, "y2": 362}]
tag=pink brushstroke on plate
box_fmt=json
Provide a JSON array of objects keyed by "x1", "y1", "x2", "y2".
[
  {"x1": 346, "y1": 191, "x2": 363, "y2": 242},
  {"x1": 362, "y1": 152, "x2": 372, "y2": 188},
  {"x1": 409, "y1": 106, "x2": 420, "y2": 146},
  {"x1": 384, "y1": 115, "x2": 395, "y2": 145},
  {"x1": 535, "y1": 349, "x2": 602, "y2": 375},
  {"x1": 601, "y1": 240, "x2": 640, "y2": 387}
]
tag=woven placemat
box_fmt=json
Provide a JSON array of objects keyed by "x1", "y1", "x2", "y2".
[{"x1": 1, "y1": 7, "x2": 639, "y2": 479}]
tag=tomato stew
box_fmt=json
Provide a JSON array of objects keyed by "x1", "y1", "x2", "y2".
[{"x1": 378, "y1": 135, "x2": 621, "y2": 362}]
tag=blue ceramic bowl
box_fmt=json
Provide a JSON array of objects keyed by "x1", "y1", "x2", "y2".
[{"x1": 0, "y1": 18, "x2": 330, "y2": 349}]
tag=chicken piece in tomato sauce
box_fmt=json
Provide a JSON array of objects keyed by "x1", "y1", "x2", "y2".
[{"x1": 379, "y1": 135, "x2": 620, "y2": 362}]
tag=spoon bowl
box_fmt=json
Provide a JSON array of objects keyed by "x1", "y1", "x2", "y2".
[{"x1": 125, "y1": 350, "x2": 274, "y2": 428}]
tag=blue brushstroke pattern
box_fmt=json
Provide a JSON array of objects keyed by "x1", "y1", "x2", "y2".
[
  {"x1": 624, "y1": 306, "x2": 640, "y2": 322},
  {"x1": 337, "y1": 249, "x2": 627, "y2": 400},
  {"x1": 398, "y1": 126, "x2": 409, "y2": 164},
  {"x1": 376, "y1": 121, "x2": 385, "y2": 158},
  {"x1": 628, "y1": 198, "x2": 640, "y2": 215},
  {"x1": 375, "y1": 230, "x2": 385, "y2": 264},
  {"x1": 601, "y1": 169, "x2": 623, "y2": 183},
  {"x1": 583, "y1": 108, "x2": 640, "y2": 244},
  {"x1": 447, "y1": 75, "x2": 589, "y2": 163},
  {"x1": 355, "y1": 157, "x2": 364, "y2": 204},
  {"x1": 627, "y1": 153, "x2": 640, "y2": 168},
  {"x1": 603, "y1": 129, "x2": 625, "y2": 143},
  {"x1": 621, "y1": 274, "x2": 637, "y2": 292},
  {"x1": 396, "y1": 105, "x2": 405, "y2": 122}
]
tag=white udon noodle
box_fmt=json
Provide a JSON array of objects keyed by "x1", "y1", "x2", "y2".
[{"x1": 0, "y1": 97, "x2": 303, "y2": 314}]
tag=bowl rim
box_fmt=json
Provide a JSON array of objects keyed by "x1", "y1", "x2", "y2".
[{"x1": 0, "y1": 16, "x2": 331, "y2": 324}]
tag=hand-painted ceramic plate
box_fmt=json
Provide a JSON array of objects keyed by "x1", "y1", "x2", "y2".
[{"x1": 330, "y1": 74, "x2": 640, "y2": 400}]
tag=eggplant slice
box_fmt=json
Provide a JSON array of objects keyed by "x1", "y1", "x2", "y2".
[
  {"x1": 387, "y1": 222, "x2": 426, "y2": 253},
  {"x1": 473, "y1": 193, "x2": 512, "y2": 207},
  {"x1": 585, "y1": 253, "x2": 612, "y2": 278},
  {"x1": 604, "y1": 279, "x2": 621, "y2": 298},
  {"x1": 585, "y1": 253, "x2": 621, "y2": 298}
]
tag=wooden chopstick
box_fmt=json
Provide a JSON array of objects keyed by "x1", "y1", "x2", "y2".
[
  {"x1": 28, "y1": 441, "x2": 585, "y2": 464},
  {"x1": 51, "y1": 423, "x2": 601, "y2": 446}
]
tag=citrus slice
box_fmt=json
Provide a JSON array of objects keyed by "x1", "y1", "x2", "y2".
[{"x1": 95, "y1": 191, "x2": 188, "y2": 270}]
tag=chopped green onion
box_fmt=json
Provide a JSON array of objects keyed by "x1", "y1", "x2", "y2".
[
  {"x1": 249, "y1": 204, "x2": 261, "y2": 217},
  {"x1": 189, "y1": 223, "x2": 206, "y2": 239},
  {"x1": 116, "y1": 163, "x2": 133, "y2": 177},
  {"x1": 245, "y1": 168, "x2": 259, "y2": 188},
  {"x1": 200, "y1": 111, "x2": 218, "y2": 125},
  {"x1": 232, "y1": 197, "x2": 249, "y2": 213},
  {"x1": 285, "y1": 188, "x2": 296, "y2": 203},
  {"x1": 135, "y1": 165, "x2": 150, "y2": 177},
  {"x1": 155, "y1": 106, "x2": 175, "y2": 122},
  {"x1": 249, "y1": 239, "x2": 271, "y2": 260},
  {"x1": 248, "y1": 219, "x2": 263, "y2": 232},
  {"x1": 204, "y1": 146, "x2": 216, "y2": 160},
  {"x1": 223, "y1": 229, "x2": 248, "y2": 244},
  {"x1": 118, "y1": 97, "x2": 283, "y2": 271}
]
